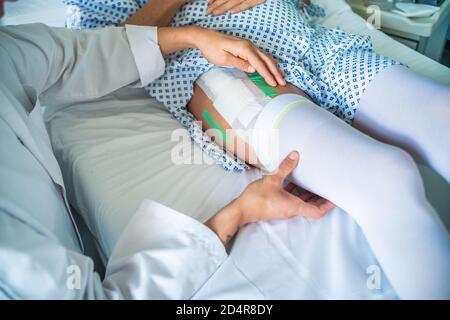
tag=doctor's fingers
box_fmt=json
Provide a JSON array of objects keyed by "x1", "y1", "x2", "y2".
[
  {"x1": 284, "y1": 185, "x2": 330, "y2": 206},
  {"x1": 284, "y1": 192, "x2": 334, "y2": 219},
  {"x1": 256, "y1": 49, "x2": 286, "y2": 86},
  {"x1": 299, "y1": 199, "x2": 334, "y2": 219},
  {"x1": 224, "y1": 55, "x2": 255, "y2": 74},
  {"x1": 224, "y1": 50, "x2": 282, "y2": 86},
  {"x1": 270, "y1": 151, "x2": 300, "y2": 186},
  {"x1": 294, "y1": 188, "x2": 335, "y2": 212},
  {"x1": 227, "y1": 41, "x2": 284, "y2": 86},
  {"x1": 207, "y1": 0, "x2": 237, "y2": 14}
]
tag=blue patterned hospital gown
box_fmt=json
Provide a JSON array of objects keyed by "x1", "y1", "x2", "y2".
[{"x1": 65, "y1": 0, "x2": 400, "y2": 171}]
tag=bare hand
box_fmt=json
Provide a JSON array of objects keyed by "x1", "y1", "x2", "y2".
[
  {"x1": 193, "y1": 27, "x2": 285, "y2": 86},
  {"x1": 236, "y1": 151, "x2": 335, "y2": 224},
  {"x1": 206, "y1": 151, "x2": 335, "y2": 244},
  {"x1": 206, "y1": 0, "x2": 266, "y2": 16}
]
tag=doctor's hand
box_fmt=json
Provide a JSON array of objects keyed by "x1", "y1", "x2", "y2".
[
  {"x1": 157, "y1": 26, "x2": 285, "y2": 87},
  {"x1": 206, "y1": 0, "x2": 266, "y2": 16},
  {"x1": 194, "y1": 27, "x2": 285, "y2": 87},
  {"x1": 205, "y1": 151, "x2": 335, "y2": 245}
]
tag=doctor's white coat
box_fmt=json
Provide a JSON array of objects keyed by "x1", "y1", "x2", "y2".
[{"x1": 0, "y1": 23, "x2": 227, "y2": 299}]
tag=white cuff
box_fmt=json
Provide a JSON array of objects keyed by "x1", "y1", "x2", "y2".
[
  {"x1": 125, "y1": 25, "x2": 165, "y2": 87},
  {"x1": 107, "y1": 199, "x2": 227, "y2": 299},
  {"x1": 136, "y1": 199, "x2": 228, "y2": 267}
]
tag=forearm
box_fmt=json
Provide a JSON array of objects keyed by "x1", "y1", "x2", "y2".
[
  {"x1": 123, "y1": 0, "x2": 184, "y2": 27},
  {"x1": 205, "y1": 199, "x2": 243, "y2": 245},
  {"x1": 157, "y1": 26, "x2": 203, "y2": 55}
]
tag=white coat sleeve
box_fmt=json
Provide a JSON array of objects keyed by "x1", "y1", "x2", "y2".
[
  {"x1": 0, "y1": 200, "x2": 227, "y2": 299},
  {"x1": 0, "y1": 23, "x2": 165, "y2": 108}
]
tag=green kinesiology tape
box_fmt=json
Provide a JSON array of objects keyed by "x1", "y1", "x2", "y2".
[
  {"x1": 248, "y1": 72, "x2": 278, "y2": 97},
  {"x1": 202, "y1": 109, "x2": 229, "y2": 143}
]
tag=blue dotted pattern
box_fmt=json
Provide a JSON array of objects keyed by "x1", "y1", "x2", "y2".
[{"x1": 64, "y1": 0, "x2": 400, "y2": 172}]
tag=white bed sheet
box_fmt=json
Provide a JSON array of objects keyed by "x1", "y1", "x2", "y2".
[
  {"x1": 5, "y1": 0, "x2": 449, "y2": 299},
  {"x1": 45, "y1": 87, "x2": 398, "y2": 299}
]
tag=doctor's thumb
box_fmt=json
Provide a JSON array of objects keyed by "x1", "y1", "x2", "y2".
[{"x1": 272, "y1": 151, "x2": 300, "y2": 185}]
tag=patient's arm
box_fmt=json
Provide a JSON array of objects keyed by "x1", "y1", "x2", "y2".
[{"x1": 188, "y1": 76, "x2": 308, "y2": 168}]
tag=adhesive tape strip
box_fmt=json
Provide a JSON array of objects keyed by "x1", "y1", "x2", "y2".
[
  {"x1": 197, "y1": 68, "x2": 269, "y2": 130},
  {"x1": 212, "y1": 79, "x2": 256, "y2": 126},
  {"x1": 237, "y1": 101, "x2": 264, "y2": 128},
  {"x1": 202, "y1": 109, "x2": 230, "y2": 143}
]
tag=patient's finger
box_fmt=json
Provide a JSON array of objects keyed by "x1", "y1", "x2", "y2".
[
  {"x1": 206, "y1": 0, "x2": 229, "y2": 14},
  {"x1": 230, "y1": 0, "x2": 265, "y2": 14},
  {"x1": 256, "y1": 50, "x2": 286, "y2": 86},
  {"x1": 211, "y1": 0, "x2": 243, "y2": 15},
  {"x1": 229, "y1": 2, "x2": 251, "y2": 14}
]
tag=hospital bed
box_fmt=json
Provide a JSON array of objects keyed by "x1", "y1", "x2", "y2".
[{"x1": 4, "y1": 0, "x2": 450, "y2": 299}]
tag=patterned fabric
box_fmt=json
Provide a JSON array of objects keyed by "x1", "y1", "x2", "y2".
[
  {"x1": 64, "y1": 0, "x2": 400, "y2": 172},
  {"x1": 303, "y1": 2, "x2": 326, "y2": 18}
]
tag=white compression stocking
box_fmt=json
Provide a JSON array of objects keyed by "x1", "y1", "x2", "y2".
[
  {"x1": 354, "y1": 65, "x2": 450, "y2": 183},
  {"x1": 253, "y1": 94, "x2": 450, "y2": 299}
]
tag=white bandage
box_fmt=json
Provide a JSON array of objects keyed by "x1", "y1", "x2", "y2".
[
  {"x1": 197, "y1": 68, "x2": 271, "y2": 135},
  {"x1": 197, "y1": 68, "x2": 313, "y2": 171}
]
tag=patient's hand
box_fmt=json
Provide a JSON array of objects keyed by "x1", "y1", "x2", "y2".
[
  {"x1": 206, "y1": 0, "x2": 266, "y2": 16},
  {"x1": 206, "y1": 151, "x2": 335, "y2": 245}
]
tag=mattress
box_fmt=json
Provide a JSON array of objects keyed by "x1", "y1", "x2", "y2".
[{"x1": 5, "y1": 0, "x2": 449, "y2": 299}]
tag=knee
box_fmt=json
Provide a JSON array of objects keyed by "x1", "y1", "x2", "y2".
[
  {"x1": 427, "y1": 84, "x2": 450, "y2": 120},
  {"x1": 363, "y1": 145, "x2": 424, "y2": 197}
]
